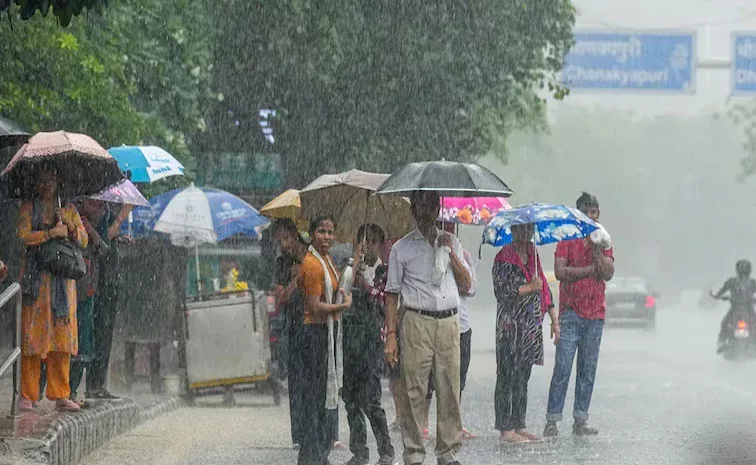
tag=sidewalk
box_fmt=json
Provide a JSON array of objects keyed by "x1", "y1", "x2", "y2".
[{"x1": 0, "y1": 378, "x2": 183, "y2": 465}]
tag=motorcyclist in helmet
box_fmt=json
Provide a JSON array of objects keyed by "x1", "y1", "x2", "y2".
[{"x1": 711, "y1": 260, "x2": 756, "y2": 353}]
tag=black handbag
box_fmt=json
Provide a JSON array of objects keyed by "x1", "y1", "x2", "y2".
[{"x1": 36, "y1": 238, "x2": 87, "y2": 280}]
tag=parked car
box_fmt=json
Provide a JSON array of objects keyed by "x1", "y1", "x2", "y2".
[{"x1": 605, "y1": 276, "x2": 658, "y2": 330}]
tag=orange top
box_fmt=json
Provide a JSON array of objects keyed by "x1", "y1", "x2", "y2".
[
  {"x1": 299, "y1": 251, "x2": 340, "y2": 325},
  {"x1": 17, "y1": 201, "x2": 88, "y2": 356}
]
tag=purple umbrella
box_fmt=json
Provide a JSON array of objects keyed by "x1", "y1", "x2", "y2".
[{"x1": 89, "y1": 179, "x2": 150, "y2": 207}]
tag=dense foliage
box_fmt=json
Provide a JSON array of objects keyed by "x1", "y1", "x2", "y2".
[{"x1": 208, "y1": 0, "x2": 576, "y2": 186}]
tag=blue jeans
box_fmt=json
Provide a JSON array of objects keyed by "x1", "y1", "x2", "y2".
[{"x1": 546, "y1": 309, "x2": 604, "y2": 422}]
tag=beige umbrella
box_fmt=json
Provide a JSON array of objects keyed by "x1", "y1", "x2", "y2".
[{"x1": 299, "y1": 169, "x2": 414, "y2": 243}]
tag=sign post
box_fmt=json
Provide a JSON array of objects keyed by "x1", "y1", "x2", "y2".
[
  {"x1": 732, "y1": 33, "x2": 756, "y2": 94},
  {"x1": 563, "y1": 31, "x2": 696, "y2": 93}
]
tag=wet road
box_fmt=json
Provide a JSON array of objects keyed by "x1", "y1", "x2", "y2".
[{"x1": 81, "y1": 302, "x2": 756, "y2": 465}]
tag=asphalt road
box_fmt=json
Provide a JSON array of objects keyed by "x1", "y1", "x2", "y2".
[{"x1": 81, "y1": 301, "x2": 756, "y2": 465}]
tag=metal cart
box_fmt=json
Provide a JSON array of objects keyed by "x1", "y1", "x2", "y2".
[{"x1": 182, "y1": 290, "x2": 281, "y2": 406}]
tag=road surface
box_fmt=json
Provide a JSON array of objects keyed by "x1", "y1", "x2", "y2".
[{"x1": 81, "y1": 302, "x2": 756, "y2": 465}]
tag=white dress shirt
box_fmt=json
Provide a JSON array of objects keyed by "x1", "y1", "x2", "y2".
[{"x1": 386, "y1": 227, "x2": 470, "y2": 312}]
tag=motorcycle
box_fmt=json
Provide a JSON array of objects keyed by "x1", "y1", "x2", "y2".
[{"x1": 710, "y1": 292, "x2": 756, "y2": 361}]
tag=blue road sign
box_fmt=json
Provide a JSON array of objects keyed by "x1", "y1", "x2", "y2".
[
  {"x1": 563, "y1": 31, "x2": 696, "y2": 92},
  {"x1": 732, "y1": 33, "x2": 756, "y2": 94}
]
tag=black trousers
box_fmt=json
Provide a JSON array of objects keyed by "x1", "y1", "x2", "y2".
[
  {"x1": 342, "y1": 317, "x2": 394, "y2": 460},
  {"x1": 288, "y1": 322, "x2": 305, "y2": 445},
  {"x1": 297, "y1": 323, "x2": 337, "y2": 465},
  {"x1": 494, "y1": 347, "x2": 533, "y2": 432},
  {"x1": 88, "y1": 272, "x2": 119, "y2": 392}
]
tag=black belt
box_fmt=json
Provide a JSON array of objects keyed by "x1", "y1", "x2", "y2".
[{"x1": 406, "y1": 307, "x2": 457, "y2": 319}]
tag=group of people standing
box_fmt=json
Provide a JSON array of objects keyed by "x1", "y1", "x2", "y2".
[
  {"x1": 274, "y1": 190, "x2": 614, "y2": 465},
  {"x1": 15, "y1": 168, "x2": 130, "y2": 412}
]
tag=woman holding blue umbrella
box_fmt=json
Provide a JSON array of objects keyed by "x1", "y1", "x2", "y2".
[
  {"x1": 492, "y1": 223, "x2": 557, "y2": 443},
  {"x1": 483, "y1": 203, "x2": 598, "y2": 444}
]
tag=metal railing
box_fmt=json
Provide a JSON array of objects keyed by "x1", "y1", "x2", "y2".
[{"x1": 0, "y1": 283, "x2": 22, "y2": 418}]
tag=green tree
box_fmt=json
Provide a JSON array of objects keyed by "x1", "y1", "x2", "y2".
[
  {"x1": 727, "y1": 100, "x2": 756, "y2": 178},
  {"x1": 207, "y1": 0, "x2": 576, "y2": 188},
  {"x1": 0, "y1": 0, "x2": 108, "y2": 26},
  {"x1": 0, "y1": 0, "x2": 215, "y2": 195},
  {"x1": 0, "y1": 16, "x2": 143, "y2": 146}
]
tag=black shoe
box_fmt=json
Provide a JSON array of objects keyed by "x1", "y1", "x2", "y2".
[
  {"x1": 543, "y1": 422, "x2": 558, "y2": 437},
  {"x1": 375, "y1": 456, "x2": 396, "y2": 465},
  {"x1": 573, "y1": 421, "x2": 598, "y2": 436},
  {"x1": 86, "y1": 389, "x2": 121, "y2": 400},
  {"x1": 346, "y1": 456, "x2": 369, "y2": 465}
]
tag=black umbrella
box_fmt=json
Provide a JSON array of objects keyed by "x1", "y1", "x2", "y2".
[
  {"x1": 0, "y1": 116, "x2": 30, "y2": 149},
  {"x1": 376, "y1": 160, "x2": 514, "y2": 197}
]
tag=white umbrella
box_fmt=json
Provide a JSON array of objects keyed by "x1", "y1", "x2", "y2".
[{"x1": 153, "y1": 184, "x2": 216, "y2": 294}]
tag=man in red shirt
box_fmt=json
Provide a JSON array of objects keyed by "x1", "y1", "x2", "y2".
[{"x1": 544, "y1": 192, "x2": 615, "y2": 437}]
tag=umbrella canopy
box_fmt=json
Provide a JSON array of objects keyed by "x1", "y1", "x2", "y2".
[
  {"x1": 482, "y1": 203, "x2": 599, "y2": 247},
  {"x1": 1, "y1": 131, "x2": 123, "y2": 199},
  {"x1": 260, "y1": 189, "x2": 310, "y2": 231},
  {"x1": 88, "y1": 179, "x2": 149, "y2": 207},
  {"x1": 439, "y1": 196, "x2": 511, "y2": 225},
  {"x1": 377, "y1": 160, "x2": 514, "y2": 198},
  {"x1": 107, "y1": 145, "x2": 184, "y2": 183},
  {"x1": 261, "y1": 188, "x2": 301, "y2": 219},
  {"x1": 152, "y1": 184, "x2": 269, "y2": 247},
  {"x1": 0, "y1": 116, "x2": 30, "y2": 149},
  {"x1": 300, "y1": 169, "x2": 414, "y2": 243}
]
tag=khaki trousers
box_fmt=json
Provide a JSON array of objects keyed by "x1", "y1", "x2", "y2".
[{"x1": 399, "y1": 310, "x2": 461, "y2": 465}]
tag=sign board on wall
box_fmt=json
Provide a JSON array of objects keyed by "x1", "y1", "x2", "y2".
[{"x1": 563, "y1": 31, "x2": 696, "y2": 93}]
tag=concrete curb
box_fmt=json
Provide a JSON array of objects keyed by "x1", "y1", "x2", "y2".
[{"x1": 3, "y1": 397, "x2": 185, "y2": 465}]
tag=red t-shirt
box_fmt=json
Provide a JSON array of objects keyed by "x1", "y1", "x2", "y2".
[{"x1": 555, "y1": 239, "x2": 614, "y2": 320}]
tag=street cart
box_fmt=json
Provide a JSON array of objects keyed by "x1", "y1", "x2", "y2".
[{"x1": 182, "y1": 289, "x2": 281, "y2": 406}]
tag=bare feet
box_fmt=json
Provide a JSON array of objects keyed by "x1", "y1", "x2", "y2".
[
  {"x1": 500, "y1": 430, "x2": 529, "y2": 443},
  {"x1": 332, "y1": 441, "x2": 348, "y2": 450},
  {"x1": 462, "y1": 428, "x2": 476, "y2": 439}
]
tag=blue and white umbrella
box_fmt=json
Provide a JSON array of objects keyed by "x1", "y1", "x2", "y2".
[
  {"x1": 130, "y1": 184, "x2": 269, "y2": 293},
  {"x1": 122, "y1": 184, "x2": 269, "y2": 244},
  {"x1": 108, "y1": 145, "x2": 185, "y2": 183},
  {"x1": 482, "y1": 203, "x2": 599, "y2": 247}
]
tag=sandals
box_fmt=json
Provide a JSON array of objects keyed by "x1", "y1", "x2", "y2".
[
  {"x1": 462, "y1": 428, "x2": 476, "y2": 439},
  {"x1": 19, "y1": 399, "x2": 35, "y2": 412},
  {"x1": 55, "y1": 398, "x2": 80, "y2": 412}
]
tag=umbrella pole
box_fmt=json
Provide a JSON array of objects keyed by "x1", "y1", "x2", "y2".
[{"x1": 195, "y1": 244, "x2": 202, "y2": 296}]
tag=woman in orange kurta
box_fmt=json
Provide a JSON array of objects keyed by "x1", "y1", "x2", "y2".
[
  {"x1": 17, "y1": 169, "x2": 87, "y2": 412},
  {"x1": 296, "y1": 214, "x2": 352, "y2": 465}
]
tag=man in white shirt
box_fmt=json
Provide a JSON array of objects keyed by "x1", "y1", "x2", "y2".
[
  {"x1": 423, "y1": 241, "x2": 477, "y2": 441},
  {"x1": 384, "y1": 191, "x2": 471, "y2": 465}
]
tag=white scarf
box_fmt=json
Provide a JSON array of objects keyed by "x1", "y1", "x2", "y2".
[{"x1": 309, "y1": 246, "x2": 343, "y2": 410}]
